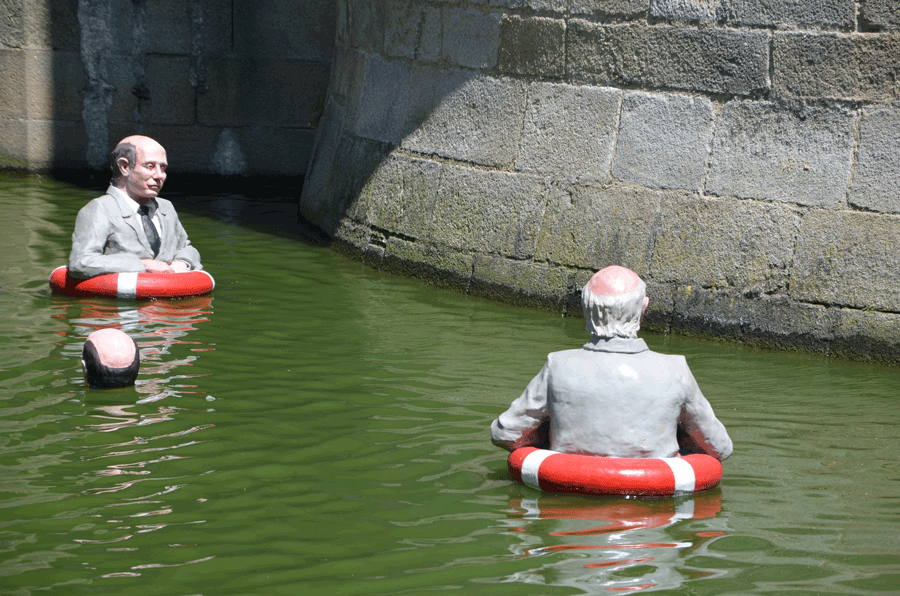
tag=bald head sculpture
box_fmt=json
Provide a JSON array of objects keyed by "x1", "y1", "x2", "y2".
[
  {"x1": 110, "y1": 135, "x2": 168, "y2": 204},
  {"x1": 82, "y1": 328, "x2": 140, "y2": 389},
  {"x1": 582, "y1": 265, "x2": 650, "y2": 339}
]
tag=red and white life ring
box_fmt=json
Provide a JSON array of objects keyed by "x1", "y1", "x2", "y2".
[
  {"x1": 49, "y1": 266, "x2": 215, "y2": 299},
  {"x1": 508, "y1": 447, "x2": 723, "y2": 498}
]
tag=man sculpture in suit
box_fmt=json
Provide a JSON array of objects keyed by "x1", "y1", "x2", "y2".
[
  {"x1": 68, "y1": 135, "x2": 202, "y2": 279},
  {"x1": 490, "y1": 265, "x2": 733, "y2": 461}
]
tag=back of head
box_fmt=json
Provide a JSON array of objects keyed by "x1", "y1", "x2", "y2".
[
  {"x1": 82, "y1": 329, "x2": 140, "y2": 389},
  {"x1": 581, "y1": 266, "x2": 647, "y2": 339}
]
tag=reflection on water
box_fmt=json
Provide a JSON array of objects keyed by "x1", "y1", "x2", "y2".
[
  {"x1": 1, "y1": 174, "x2": 899, "y2": 595},
  {"x1": 504, "y1": 491, "x2": 728, "y2": 592},
  {"x1": 51, "y1": 296, "x2": 214, "y2": 401}
]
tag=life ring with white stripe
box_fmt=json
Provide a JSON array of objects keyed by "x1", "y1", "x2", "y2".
[
  {"x1": 49, "y1": 266, "x2": 215, "y2": 299},
  {"x1": 508, "y1": 447, "x2": 723, "y2": 498}
]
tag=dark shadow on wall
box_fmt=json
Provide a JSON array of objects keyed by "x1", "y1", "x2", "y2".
[{"x1": 39, "y1": 0, "x2": 335, "y2": 182}]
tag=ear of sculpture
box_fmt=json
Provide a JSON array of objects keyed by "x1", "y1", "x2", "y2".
[{"x1": 117, "y1": 157, "x2": 131, "y2": 177}]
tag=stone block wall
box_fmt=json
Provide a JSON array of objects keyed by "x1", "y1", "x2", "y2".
[
  {"x1": 301, "y1": 0, "x2": 900, "y2": 361},
  {"x1": 0, "y1": 0, "x2": 335, "y2": 175}
]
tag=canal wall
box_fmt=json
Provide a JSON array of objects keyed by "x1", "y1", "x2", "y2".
[
  {"x1": 3, "y1": 1, "x2": 900, "y2": 361},
  {"x1": 299, "y1": 0, "x2": 900, "y2": 362},
  {"x1": 0, "y1": 0, "x2": 334, "y2": 175}
]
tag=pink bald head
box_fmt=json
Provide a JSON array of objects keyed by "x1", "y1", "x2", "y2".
[
  {"x1": 587, "y1": 266, "x2": 643, "y2": 297},
  {"x1": 86, "y1": 328, "x2": 137, "y2": 368}
]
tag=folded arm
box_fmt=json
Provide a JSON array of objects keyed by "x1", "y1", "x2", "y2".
[
  {"x1": 678, "y1": 363, "x2": 733, "y2": 461},
  {"x1": 490, "y1": 363, "x2": 551, "y2": 452}
]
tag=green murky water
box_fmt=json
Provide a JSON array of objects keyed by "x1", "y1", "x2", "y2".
[{"x1": 1, "y1": 174, "x2": 898, "y2": 595}]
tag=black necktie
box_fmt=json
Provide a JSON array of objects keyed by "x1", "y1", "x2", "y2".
[{"x1": 138, "y1": 204, "x2": 161, "y2": 257}]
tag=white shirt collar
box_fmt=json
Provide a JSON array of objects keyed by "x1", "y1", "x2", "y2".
[
  {"x1": 582, "y1": 337, "x2": 649, "y2": 353},
  {"x1": 107, "y1": 185, "x2": 158, "y2": 217}
]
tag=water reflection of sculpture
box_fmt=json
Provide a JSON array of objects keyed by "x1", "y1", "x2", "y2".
[
  {"x1": 503, "y1": 490, "x2": 729, "y2": 592},
  {"x1": 53, "y1": 296, "x2": 213, "y2": 401}
]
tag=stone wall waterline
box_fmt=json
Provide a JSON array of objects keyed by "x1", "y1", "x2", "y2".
[{"x1": 300, "y1": 0, "x2": 900, "y2": 362}]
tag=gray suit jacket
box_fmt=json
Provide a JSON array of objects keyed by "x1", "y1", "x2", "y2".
[
  {"x1": 68, "y1": 185, "x2": 202, "y2": 279},
  {"x1": 490, "y1": 337, "x2": 733, "y2": 460}
]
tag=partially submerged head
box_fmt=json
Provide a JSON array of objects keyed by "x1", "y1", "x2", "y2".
[
  {"x1": 110, "y1": 135, "x2": 168, "y2": 203},
  {"x1": 581, "y1": 265, "x2": 649, "y2": 339},
  {"x1": 82, "y1": 328, "x2": 140, "y2": 389}
]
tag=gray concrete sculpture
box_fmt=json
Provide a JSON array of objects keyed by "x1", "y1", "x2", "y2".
[{"x1": 491, "y1": 266, "x2": 733, "y2": 461}]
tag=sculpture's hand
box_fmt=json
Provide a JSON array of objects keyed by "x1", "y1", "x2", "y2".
[{"x1": 141, "y1": 259, "x2": 173, "y2": 273}]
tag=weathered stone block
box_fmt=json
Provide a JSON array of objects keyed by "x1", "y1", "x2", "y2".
[
  {"x1": 197, "y1": 58, "x2": 254, "y2": 127},
  {"x1": 833, "y1": 309, "x2": 900, "y2": 362},
  {"x1": 534, "y1": 182, "x2": 667, "y2": 275},
  {"x1": 0, "y1": 0, "x2": 23, "y2": 49},
  {"x1": 568, "y1": 20, "x2": 769, "y2": 96},
  {"x1": 0, "y1": 117, "x2": 27, "y2": 167},
  {"x1": 0, "y1": 49, "x2": 25, "y2": 118},
  {"x1": 355, "y1": 56, "x2": 411, "y2": 145},
  {"x1": 791, "y1": 210, "x2": 900, "y2": 312},
  {"x1": 384, "y1": 1, "x2": 441, "y2": 62},
  {"x1": 402, "y1": 68, "x2": 527, "y2": 168},
  {"x1": 426, "y1": 164, "x2": 546, "y2": 258},
  {"x1": 143, "y1": 55, "x2": 195, "y2": 125},
  {"x1": 442, "y1": 8, "x2": 501, "y2": 70},
  {"x1": 471, "y1": 254, "x2": 570, "y2": 309},
  {"x1": 517, "y1": 82, "x2": 620, "y2": 177},
  {"x1": 301, "y1": 112, "x2": 392, "y2": 235},
  {"x1": 104, "y1": 54, "x2": 136, "y2": 125},
  {"x1": 330, "y1": 46, "x2": 367, "y2": 109},
  {"x1": 239, "y1": 126, "x2": 316, "y2": 176},
  {"x1": 612, "y1": 91, "x2": 715, "y2": 192},
  {"x1": 23, "y1": 0, "x2": 79, "y2": 51},
  {"x1": 498, "y1": 15, "x2": 565, "y2": 78},
  {"x1": 671, "y1": 287, "x2": 837, "y2": 352},
  {"x1": 235, "y1": 0, "x2": 336, "y2": 61},
  {"x1": 652, "y1": 0, "x2": 722, "y2": 22},
  {"x1": 231, "y1": 59, "x2": 330, "y2": 128},
  {"x1": 641, "y1": 280, "x2": 677, "y2": 333},
  {"x1": 353, "y1": 153, "x2": 443, "y2": 239},
  {"x1": 773, "y1": 32, "x2": 900, "y2": 101},
  {"x1": 489, "y1": 0, "x2": 568, "y2": 13},
  {"x1": 570, "y1": 0, "x2": 649, "y2": 16},
  {"x1": 197, "y1": 0, "x2": 234, "y2": 56},
  {"x1": 25, "y1": 50, "x2": 84, "y2": 121},
  {"x1": 23, "y1": 119, "x2": 89, "y2": 170},
  {"x1": 724, "y1": 0, "x2": 855, "y2": 29},
  {"x1": 341, "y1": 0, "x2": 384, "y2": 54},
  {"x1": 651, "y1": 195, "x2": 799, "y2": 290},
  {"x1": 861, "y1": 0, "x2": 900, "y2": 30},
  {"x1": 707, "y1": 101, "x2": 855, "y2": 207},
  {"x1": 142, "y1": 0, "x2": 192, "y2": 54},
  {"x1": 332, "y1": 218, "x2": 374, "y2": 255},
  {"x1": 300, "y1": 102, "x2": 344, "y2": 231},
  {"x1": 849, "y1": 106, "x2": 900, "y2": 214},
  {"x1": 382, "y1": 236, "x2": 474, "y2": 290}
]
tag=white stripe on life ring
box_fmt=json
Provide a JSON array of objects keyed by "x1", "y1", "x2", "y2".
[
  {"x1": 117, "y1": 272, "x2": 138, "y2": 299},
  {"x1": 520, "y1": 449, "x2": 557, "y2": 490},
  {"x1": 661, "y1": 457, "x2": 696, "y2": 494}
]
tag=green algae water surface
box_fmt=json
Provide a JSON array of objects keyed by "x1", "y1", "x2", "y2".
[{"x1": 1, "y1": 174, "x2": 898, "y2": 595}]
